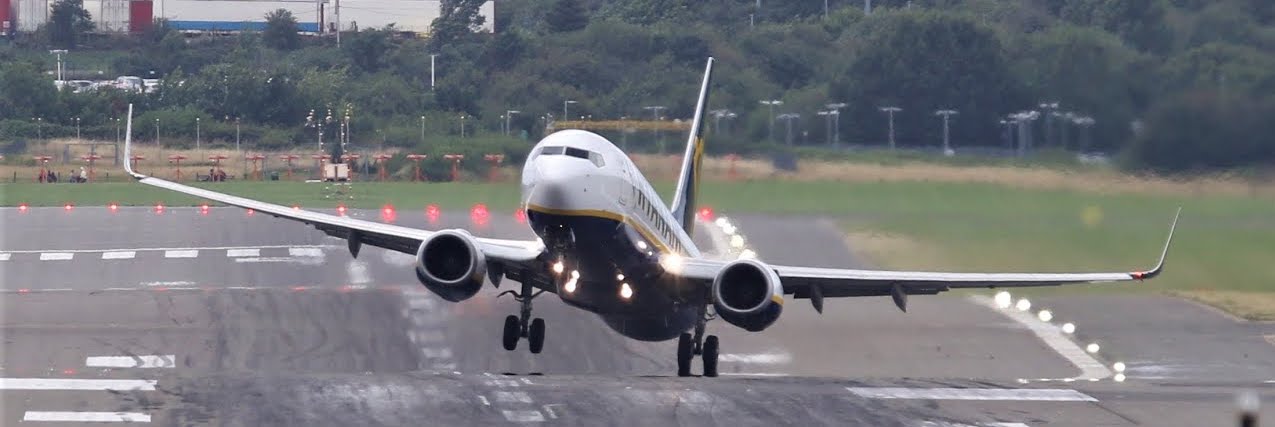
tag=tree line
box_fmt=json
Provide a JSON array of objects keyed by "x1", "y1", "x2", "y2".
[{"x1": 0, "y1": 0, "x2": 1272, "y2": 174}]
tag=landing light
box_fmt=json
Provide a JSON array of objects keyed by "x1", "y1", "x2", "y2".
[
  {"x1": 616, "y1": 273, "x2": 625, "y2": 281},
  {"x1": 1113, "y1": 362, "x2": 1126, "y2": 373},
  {"x1": 1061, "y1": 323, "x2": 1076, "y2": 334},
  {"x1": 571, "y1": 270, "x2": 580, "y2": 279},
  {"x1": 200, "y1": 204, "x2": 210, "y2": 215},
  {"x1": 564, "y1": 278, "x2": 577, "y2": 294},
  {"x1": 1015, "y1": 298, "x2": 1031, "y2": 312},
  {"x1": 1037, "y1": 310, "x2": 1053, "y2": 322},
  {"x1": 246, "y1": 208, "x2": 255, "y2": 216},
  {"x1": 660, "y1": 254, "x2": 684, "y2": 273},
  {"x1": 1086, "y1": 343, "x2": 1100, "y2": 353},
  {"x1": 636, "y1": 241, "x2": 648, "y2": 250},
  {"x1": 994, "y1": 291, "x2": 1012, "y2": 308},
  {"x1": 551, "y1": 261, "x2": 564, "y2": 274},
  {"x1": 1113, "y1": 373, "x2": 1126, "y2": 382},
  {"x1": 619, "y1": 283, "x2": 633, "y2": 300}
]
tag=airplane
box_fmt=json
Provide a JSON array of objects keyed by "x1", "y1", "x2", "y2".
[{"x1": 122, "y1": 57, "x2": 1179, "y2": 378}]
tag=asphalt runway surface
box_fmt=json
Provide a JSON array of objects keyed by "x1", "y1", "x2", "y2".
[{"x1": 2, "y1": 205, "x2": 1273, "y2": 426}]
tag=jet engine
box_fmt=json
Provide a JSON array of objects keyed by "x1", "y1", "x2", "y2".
[
  {"x1": 415, "y1": 230, "x2": 487, "y2": 302},
  {"x1": 711, "y1": 259, "x2": 784, "y2": 332}
]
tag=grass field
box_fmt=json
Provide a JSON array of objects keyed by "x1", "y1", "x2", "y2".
[{"x1": 3, "y1": 176, "x2": 1273, "y2": 319}]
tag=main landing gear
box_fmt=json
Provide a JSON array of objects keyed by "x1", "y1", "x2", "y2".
[
  {"x1": 677, "y1": 307, "x2": 719, "y2": 377},
  {"x1": 499, "y1": 280, "x2": 546, "y2": 354}
]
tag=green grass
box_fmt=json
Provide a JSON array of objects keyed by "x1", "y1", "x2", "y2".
[{"x1": 4, "y1": 179, "x2": 1272, "y2": 308}]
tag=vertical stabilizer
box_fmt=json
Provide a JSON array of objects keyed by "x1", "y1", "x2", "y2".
[{"x1": 669, "y1": 57, "x2": 714, "y2": 236}]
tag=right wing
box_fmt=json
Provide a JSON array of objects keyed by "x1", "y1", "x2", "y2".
[
  {"x1": 121, "y1": 105, "x2": 553, "y2": 291},
  {"x1": 676, "y1": 209, "x2": 1178, "y2": 311}
]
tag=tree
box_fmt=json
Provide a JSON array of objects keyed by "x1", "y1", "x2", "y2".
[
  {"x1": 48, "y1": 0, "x2": 94, "y2": 49},
  {"x1": 343, "y1": 27, "x2": 394, "y2": 73},
  {"x1": 546, "y1": 0, "x2": 588, "y2": 33},
  {"x1": 262, "y1": 9, "x2": 301, "y2": 51},
  {"x1": 430, "y1": 0, "x2": 487, "y2": 49},
  {"x1": 1123, "y1": 90, "x2": 1275, "y2": 173}
]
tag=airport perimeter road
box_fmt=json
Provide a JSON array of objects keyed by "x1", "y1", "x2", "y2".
[{"x1": 2, "y1": 207, "x2": 1272, "y2": 426}]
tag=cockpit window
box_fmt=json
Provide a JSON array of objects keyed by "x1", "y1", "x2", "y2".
[{"x1": 539, "y1": 146, "x2": 604, "y2": 167}]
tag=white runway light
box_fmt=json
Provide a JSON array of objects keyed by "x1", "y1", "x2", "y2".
[
  {"x1": 1061, "y1": 323, "x2": 1076, "y2": 334},
  {"x1": 1113, "y1": 373, "x2": 1126, "y2": 382},
  {"x1": 1113, "y1": 362, "x2": 1126, "y2": 373},
  {"x1": 1037, "y1": 310, "x2": 1053, "y2": 322},
  {"x1": 1086, "y1": 343, "x2": 1100, "y2": 353},
  {"x1": 1015, "y1": 298, "x2": 1032, "y2": 312},
  {"x1": 994, "y1": 291, "x2": 1012, "y2": 308}
]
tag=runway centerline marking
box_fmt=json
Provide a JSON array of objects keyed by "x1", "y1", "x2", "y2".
[
  {"x1": 39, "y1": 252, "x2": 74, "y2": 261},
  {"x1": 846, "y1": 387, "x2": 1096, "y2": 402},
  {"x1": 23, "y1": 411, "x2": 151, "y2": 423},
  {"x1": 718, "y1": 351, "x2": 791, "y2": 364},
  {"x1": 502, "y1": 410, "x2": 546, "y2": 423},
  {"x1": 101, "y1": 251, "x2": 136, "y2": 260},
  {"x1": 289, "y1": 247, "x2": 324, "y2": 257},
  {"x1": 225, "y1": 248, "x2": 260, "y2": 257},
  {"x1": 85, "y1": 355, "x2": 176, "y2": 369},
  {"x1": 1, "y1": 244, "x2": 333, "y2": 254},
  {"x1": 0, "y1": 378, "x2": 157, "y2": 391},
  {"x1": 164, "y1": 250, "x2": 199, "y2": 258},
  {"x1": 968, "y1": 295, "x2": 1112, "y2": 380}
]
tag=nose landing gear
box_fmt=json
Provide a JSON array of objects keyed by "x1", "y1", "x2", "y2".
[
  {"x1": 676, "y1": 306, "x2": 719, "y2": 377},
  {"x1": 499, "y1": 280, "x2": 546, "y2": 354}
]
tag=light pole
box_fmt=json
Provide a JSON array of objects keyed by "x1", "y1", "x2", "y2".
[
  {"x1": 420, "y1": 115, "x2": 426, "y2": 143},
  {"x1": 1039, "y1": 101, "x2": 1059, "y2": 148},
  {"x1": 825, "y1": 102, "x2": 847, "y2": 144},
  {"x1": 879, "y1": 106, "x2": 901, "y2": 149},
  {"x1": 710, "y1": 109, "x2": 736, "y2": 134},
  {"x1": 114, "y1": 118, "x2": 121, "y2": 144},
  {"x1": 999, "y1": 118, "x2": 1014, "y2": 150},
  {"x1": 816, "y1": 110, "x2": 836, "y2": 145},
  {"x1": 459, "y1": 114, "x2": 466, "y2": 138},
  {"x1": 34, "y1": 117, "x2": 42, "y2": 140},
  {"x1": 74, "y1": 117, "x2": 80, "y2": 139},
  {"x1": 195, "y1": 117, "x2": 201, "y2": 150},
  {"x1": 430, "y1": 54, "x2": 437, "y2": 90},
  {"x1": 777, "y1": 113, "x2": 800, "y2": 146},
  {"x1": 505, "y1": 110, "x2": 520, "y2": 136},
  {"x1": 934, "y1": 109, "x2": 958, "y2": 156},
  {"x1": 234, "y1": 117, "x2": 241, "y2": 153},
  {"x1": 563, "y1": 100, "x2": 577, "y2": 121},
  {"x1": 759, "y1": 100, "x2": 783, "y2": 143},
  {"x1": 644, "y1": 105, "x2": 666, "y2": 152},
  {"x1": 1009, "y1": 110, "x2": 1040, "y2": 157},
  {"x1": 154, "y1": 118, "x2": 160, "y2": 146}
]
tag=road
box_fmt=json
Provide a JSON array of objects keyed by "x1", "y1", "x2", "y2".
[{"x1": 2, "y1": 206, "x2": 1272, "y2": 426}]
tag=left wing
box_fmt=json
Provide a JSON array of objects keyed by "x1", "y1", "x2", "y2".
[
  {"x1": 676, "y1": 209, "x2": 1178, "y2": 312},
  {"x1": 121, "y1": 105, "x2": 549, "y2": 289}
]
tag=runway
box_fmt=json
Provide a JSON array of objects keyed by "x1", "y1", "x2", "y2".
[{"x1": 3, "y1": 206, "x2": 1273, "y2": 426}]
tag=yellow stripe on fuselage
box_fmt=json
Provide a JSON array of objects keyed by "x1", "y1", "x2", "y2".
[{"x1": 525, "y1": 204, "x2": 678, "y2": 255}]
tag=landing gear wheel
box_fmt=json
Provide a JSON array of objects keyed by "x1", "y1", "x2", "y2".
[
  {"x1": 502, "y1": 315, "x2": 519, "y2": 351},
  {"x1": 528, "y1": 318, "x2": 546, "y2": 354},
  {"x1": 702, "y1": 335, "x2": 719, "y2": 378},
  {"x1": 676, "y1": 333, "x2": 694, "y2": 377}
]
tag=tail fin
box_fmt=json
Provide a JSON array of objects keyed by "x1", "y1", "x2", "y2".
[{"x1": 669, "y1": 57, "x2": 714, "y2": 236}]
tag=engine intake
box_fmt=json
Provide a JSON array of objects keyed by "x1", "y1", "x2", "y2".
[
  {"x1": 415, "y1": 230, "x2": 486, "y2": 302},
  {"x1": 712, "y1": 259, "x2": 784, "y2": 332}
]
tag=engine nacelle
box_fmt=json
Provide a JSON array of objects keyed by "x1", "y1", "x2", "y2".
[
  {"x1": 712, "y1": 259, "x2": 784, "y2": 332},
  {"x1": 415, "y1": 229, "x2": 487, "y2": 302}
]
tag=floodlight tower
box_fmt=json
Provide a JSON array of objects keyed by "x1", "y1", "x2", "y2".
[
  {"x1": 825, "y1": 102, "x2": 847, "y2": 144},
  {"x1": 879, "y1": 106, "x2": 902, "y2": 149},
  {"x1": 934, "y1": 109, "x2": 958, "y2": 156},
  {"x1": 776, "y1": 113, "x2": 800, "y2": 146},
  {"x1": 759, "y1": 99, "x2": 783, "y2": 143}
]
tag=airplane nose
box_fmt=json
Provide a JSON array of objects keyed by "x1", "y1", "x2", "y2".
[{"x1": 525, "y1": 157, "x2": 580, "y2": 210}]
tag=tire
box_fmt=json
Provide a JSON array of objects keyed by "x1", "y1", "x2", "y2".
[
  {"x1": 528, "y1": 318, "x2": 546, "y2": 354},
  {"x1": 702, "y1": 335, "x2": 719, "y2": 378},
  {"x1": 676, "y1": 333, "x2": 693, "y2": 377},
  {"x1": 502, "y1": 315, "x2": 519, "y2": 351}
]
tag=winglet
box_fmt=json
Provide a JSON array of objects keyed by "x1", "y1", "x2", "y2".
[
  {"x1": 1132, "y1": 207, "x2": 1180, "y2": 280},
  {"x1": 123, "y1": 104, "x2": 145, "y2": 180}
]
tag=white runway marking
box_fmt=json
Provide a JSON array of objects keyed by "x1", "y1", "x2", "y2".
[
  {"x1": 101, "y1": 251, "x2": 136, "y2": 260},
  {"x1": 478, "y1": 395, "x2": 491, "y2": 406},
  {"x1": 164, "y1": 250, "x2": 198, "y2": 258},
  {"x1": 23, "y1": 411, "x2": 151, "y2": 423},
  {"x1": 501, "y1": 410, "x2": 545, "y2": 423},
  {"x1": 141, "y1": 281, "x2": 196, "y2": 288},
  {"x1": 225, "y1": 248, "x2": 260, "y2": 257},
  {"x1": 969, "y1": 295, "x2": 1112, "y2": 380},
  {"x1": 40, "y1": 252, "x2": 74, "y2": 261},
  {"x1": 0, "y1": 253, "x2": 10, "y2": 261},
  {"x1": 289, "y1": 247, "x2": 324, "y2": 257},
  {"x1": 0, "y1": 378, "x2": 157, "y2": 391},
  {"x1": 719, "y1": 372, "x2": 789, "y2": 377},
  {"x1": 493, "y1": 391, "x2": 533, "y2": 404},
  {"x1": 3, "y1": 244, "x2": 333, "y2": 254},
  {"x1": 347, "y1": 260, "x2": 372, "y2": 284},
  {"x1": 85, "y1": 355, "x2": 176, "y2": 369},
  {"x1": 718, "y1": 352, "x2": 792, "y2": 364},
  {"x1": 846, "y1": 387, "x2": 1096, "y2": 402}
]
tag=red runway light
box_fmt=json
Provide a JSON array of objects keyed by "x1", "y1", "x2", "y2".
[
  {"x1": 63, "y1": 203, "x2": 73, "y2": 211},
  {"x1": 18, "y1": 203, "x2": 29, "y2": 212},
  {"x1": 471, "y1": 203, "x2": 490, "y2": 226},
  {"x1": 108, "y1": 203, "x2": 119, "y2": 212},
  {"x1": 291, "y1": 285, "x2": 308, "y2": 292},
  {"x1": 337, "y1": 204, "x2": 347, "y2": 216},
  {"x1": 381, "y1": 204, "x2": 397, "y2": 223},
  {"x1": 426, "y1": 204, "x2": 441, "y2": 223},
  {"x1": 154, "y1": 203, "x2": 164, "y2": 214},
  {"x1": 17, "y1": 288, "x2": 30, "y2": 294},
  {"x1": 697, "y1": 206, "x2": 715, "y2": 222},
  {"x1": 514, "y1": 209, "x2": 527, "y2": 224},
  {"x1": 246, "y1": 208, "x2": 255, "y2": 216},
  {"x1": 62, "y1": 368, "x2": 76, "y2": 375},
  {"x1": 200, "y1": 204, "x2": 210, "y2": 215}
]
